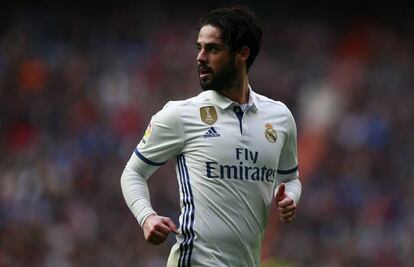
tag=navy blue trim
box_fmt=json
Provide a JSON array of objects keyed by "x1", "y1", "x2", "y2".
[
  {"x1": 177, "y1": 155, "x2": 189, "y2": 266},
  {"x1": 277, "y1": 165, "x2": 298, "y2": 175},
  {"x1": 233, "y1": 106, "x2": 244, "y2": 134},
  {"x1": 177, "y1": 154, "x2": 195, "y2": 267},
  {"x1": 182, "y1": 155, "x2": 195, "y2": 266},
  {"x1": 134, "y1": 148, "x2": 166, "y2": 166}
]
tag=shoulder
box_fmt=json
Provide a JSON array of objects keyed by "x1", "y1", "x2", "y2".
[
  {"x1": 154, "y1": 92, "x2": 208, "y2": 123},
  {"x1": 253, "y1": 91, "x2": 294, "y2": 118},
  {"x1": 162, "y1": 91, "x2": 209, "y2": 110},
  {"x1": 252, "y1": 91, "x2": 297, "y2": 134},
  {"x1": 159, "y1": 91, "x2": 213, "y2": 118},
  {"x1": 151, "y1": 101, "x2": 184, "y2": 126}
]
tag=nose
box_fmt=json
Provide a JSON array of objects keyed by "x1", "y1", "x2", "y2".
[{"x1": 197, "y1": 49, "x2": 207, "y2": 63}]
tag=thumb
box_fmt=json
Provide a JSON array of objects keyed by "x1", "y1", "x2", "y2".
[
  {"x1": 163, "y1": 217, "x2": 179, "y2": 234},
  {"x1": 276, "y1": 183, "x2": 286, "y2": 202}
]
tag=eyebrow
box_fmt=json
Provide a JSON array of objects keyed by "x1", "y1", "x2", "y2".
[{"x1": 196, "y1": 42, "x2": 223, "y2": 48}]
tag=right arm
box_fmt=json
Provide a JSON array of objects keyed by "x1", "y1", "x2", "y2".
[
  {"x1": 121, "y1": 153, "x2": 177, "y2": 245},
  {"x1": 120, "y1": 102, "x2": 184, "y2": 245}
]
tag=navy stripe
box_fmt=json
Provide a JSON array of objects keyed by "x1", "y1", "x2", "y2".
[
  {"x1": 211, "y1": 127, "x2": 217, "y2": 133},
  {"x1": 181, "y1": 155, "x2": 195, "y2": 266},
  {"x1": 176, "y1": 155, "x2": 195, "y2": 267},
  {"x1": 277, "y1": 165, "x2": 298, "y2": 175},
  {"x1": 177, "y1": 156, "x2": 189, "y2": 267},
  {"x1": 177, "y1": 155, "x2": 191, "y2": 267},
  {"x1": 134, "y1": 148, "x2": 166, "y2": 166},
  {"x1": 181, "y1": 156, "x2": 194, "y2": 266},
  {"x1": 233, "y1": 107, "x2": 244, "y2": 134}
]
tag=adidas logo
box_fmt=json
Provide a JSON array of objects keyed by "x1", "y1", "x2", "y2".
[{"x1": 203, "y1": 127, "x2": 221, "y2": 138}]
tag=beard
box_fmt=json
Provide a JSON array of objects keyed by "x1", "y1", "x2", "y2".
[{"x1": 199, "y1": 59, "x2": 238, "y2": 92}]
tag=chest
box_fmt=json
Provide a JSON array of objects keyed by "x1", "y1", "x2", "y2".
[{"x1": 182, "y1": 107, "x2": 287, "y2": 169}]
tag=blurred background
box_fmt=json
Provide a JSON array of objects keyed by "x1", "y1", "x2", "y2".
[{"x1": 0, "y1": 1, "x2": 413, "y2": 266}]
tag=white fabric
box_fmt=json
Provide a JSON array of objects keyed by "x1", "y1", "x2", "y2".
[{"x1": 121, "y1": 87, "x2": 301, "y2": 267}]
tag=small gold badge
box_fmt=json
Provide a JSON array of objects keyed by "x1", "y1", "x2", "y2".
[
  {"x1": 264, "y1": 123, "x2": 277, "y2": 143},
  {"x1": 144, "y1": 122, "x2": 152, "y2": 139},
  {"x1": 140, "y1": 122, "x2": 152, "y2": 145},
  {"x1": 200, "y1": 106, "x2": 217, "y2": 125}
]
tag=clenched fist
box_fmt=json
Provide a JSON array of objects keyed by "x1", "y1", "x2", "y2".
[
  {"x1": 143, "y1": 214, "x2": 178, "y2": 245},
  {"x1": 275, "y1": 183, "x2": 297, "y2": 223}
]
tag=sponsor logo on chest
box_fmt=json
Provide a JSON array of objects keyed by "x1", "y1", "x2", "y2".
[{"x1": 203, "y1": 127, "x2": 220, "y2": 138}]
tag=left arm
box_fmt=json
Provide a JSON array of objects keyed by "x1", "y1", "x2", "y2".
[
  {"x1": 274, "y1": 106, "x2": 302, "y2": 223},
  {"x1": 275, "y1": 181, "x2": 301, "y2": 223}
]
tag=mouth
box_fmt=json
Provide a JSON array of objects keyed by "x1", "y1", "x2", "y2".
[{"x1": 198, "y1": 66, "x2": 212, "y2": 80}]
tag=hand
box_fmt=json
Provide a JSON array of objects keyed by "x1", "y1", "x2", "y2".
[
  {"x1": 275, "y1": 183, "x2": 296, "y2": 223},
  {"x1": 143, "y1": 214, "x2": 178, "y2": 245}
]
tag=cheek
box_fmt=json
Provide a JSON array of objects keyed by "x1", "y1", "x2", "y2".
[
  {"x1": 209, "y1": 53, "x2": 233, "y2": 73},
  {"x1": 208, "y1": 56, "x2": 219, "y2": 66},
  {"x1": 210, "y1": 57, "x2": 225, "y2": 71}
]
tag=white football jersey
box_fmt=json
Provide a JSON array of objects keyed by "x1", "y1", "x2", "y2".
[{"x1": 124, "y1": 88, "x2": 300, "y2": 267}]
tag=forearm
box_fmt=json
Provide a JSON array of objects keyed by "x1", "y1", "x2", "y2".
[{"x1": 120, "y1": 154, "x2": 158, "y2": 227}]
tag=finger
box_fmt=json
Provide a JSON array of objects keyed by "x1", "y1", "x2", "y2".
[
  {"x1": 148, "y1": 229, "x2": 168, "y2": 239},
  {"x1": 278, "y1": 201, "x2": 295, "y2": 210},
  {"x1": 279, "y1": 204, "x2": 296, "y2": 215},
  {"x1": 281, "y1": 211, "x2": 295, "y2": 220},
  {"x1": 162, "y1": 217, "x2": 179, "y2": 234},
  {"x1": 277, "y1": 197, "x2": 294, "y2": 208},
  {"x1": 286, "y1": 215, "x2": 295, "y2": 223},
  {"x1": 147, "y1": 229, "x2": 168, "y2": 243},
  {"x1": 275, "y1": 183, "x2": 286, "y2": 202},
  {"x1": 280, "y1": 214, "x2": 295, "y2": 223},
  {"x1": 155, "y1": 222, "x2": 174, "y2": 235}
]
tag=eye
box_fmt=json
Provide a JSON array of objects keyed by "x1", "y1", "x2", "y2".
[{"x1": 207, "y1": 46, "x2": 220, "y2": 54}]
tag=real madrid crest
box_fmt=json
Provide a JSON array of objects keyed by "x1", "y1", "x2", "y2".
[
  {"x1": 264, "y1": 123, "x2": 277, "y2": 143},
  {"x1": 200, "y1": 106, "x2": 217, "y2": 125}
]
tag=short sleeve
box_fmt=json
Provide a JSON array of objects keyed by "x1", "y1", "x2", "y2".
[
  {"x1": 135, "y1": 102, "x2": 185, "y2": 166},
  {"x1": 276, "y1": 107, "x2": 299, "y2": 182}
]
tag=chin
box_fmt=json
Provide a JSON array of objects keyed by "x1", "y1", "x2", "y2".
[{"x1": 200, "y1": 80, "x2": 212, "y2": 91}]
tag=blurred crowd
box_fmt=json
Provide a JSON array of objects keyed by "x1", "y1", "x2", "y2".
[{"x1": 1, "y1": 3, "x2": 413, "y2": 267}]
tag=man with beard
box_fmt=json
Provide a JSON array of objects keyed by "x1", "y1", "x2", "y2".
[{"x1": 121, "y1": 6, "x2": 302, "y2": 267}]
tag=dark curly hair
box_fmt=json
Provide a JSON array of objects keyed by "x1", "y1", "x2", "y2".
[{"x1": 199, "y1": 6, "x2": 263, "y2": 72}]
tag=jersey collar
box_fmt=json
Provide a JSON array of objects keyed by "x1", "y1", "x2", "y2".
[{"x1": 204, "y1": 85, "x2": 259, "y2": 112}]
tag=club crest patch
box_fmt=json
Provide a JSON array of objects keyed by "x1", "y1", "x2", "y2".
[
  {"x1": 264, "y1": 123, "x2": 277, "y2": 143},
  {"x1": 200, "y1": 106, "x2": 217, "y2": 125}
]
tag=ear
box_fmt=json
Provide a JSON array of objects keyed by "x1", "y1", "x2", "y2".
[{"x1": 238, "y1": 46, "x2": 250, "y2": 63}]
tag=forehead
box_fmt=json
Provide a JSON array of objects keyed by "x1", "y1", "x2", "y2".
[{"x1": 197, "y1": 25, "x2": 224, "y2": 45}]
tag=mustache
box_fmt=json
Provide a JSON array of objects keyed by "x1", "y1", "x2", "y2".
[{"x1": 198, "y1": 64, "x2": 213, "y2": 73}]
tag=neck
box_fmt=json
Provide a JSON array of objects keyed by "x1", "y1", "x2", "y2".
[{"x1": 220, "y1": 75, "x2": 249, "y2": 104}]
